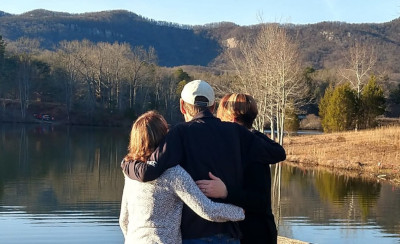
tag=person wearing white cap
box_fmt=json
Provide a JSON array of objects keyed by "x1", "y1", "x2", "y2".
[
  {"x1": 179, "y1": 79, "x2": 215, "y2": 121},
  {"x1": 180, "y1": 79, "x2": 215, "y2": 106},
  {"x1": 122, "y1": 80, "x2": 286, "y2": 244}
]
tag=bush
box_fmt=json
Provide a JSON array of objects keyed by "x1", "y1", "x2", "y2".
[{"x1": 300, "y1": 114, "x2": 322, "y2": 130}]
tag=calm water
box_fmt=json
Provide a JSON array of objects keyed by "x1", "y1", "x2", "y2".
[{"x1": 0, "y1": 123, "x2": 399, "y2": 244}]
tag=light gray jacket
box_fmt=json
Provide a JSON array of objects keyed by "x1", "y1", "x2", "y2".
[{"x1": 119, "y1": 165, "x2": 244, "y2": 244}]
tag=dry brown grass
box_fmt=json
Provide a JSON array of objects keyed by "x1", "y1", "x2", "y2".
[
  {"x1": 278, "y1": 236, "x2": 309, "y2": 244},
  {"x1": 284, "y1": 125, "x2": 400, "y2": 185}
]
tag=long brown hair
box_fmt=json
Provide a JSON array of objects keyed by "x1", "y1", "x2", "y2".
[
  {"x1": 124, "y1": 111, "x2": 168, "y2": 162},
  {"x1": 216, "y1": 93, "x2": 258, "y2": 129}
]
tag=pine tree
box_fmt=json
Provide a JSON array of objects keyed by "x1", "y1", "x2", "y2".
[
  {"x1": 359, "y1": 75, "x2": 386, "y2": 129},
  {"x1": 319, "y1": 85, "x2": 334, "y2": 132},
  {"x1": 176, "y1": 80, "x2": 187, "y2": 95},
  {"x1": 173, "y1": 68, "x2": 191, "y2": 82},
  {"x1": 389, "y1": 83, "x2": 400, "y2": 104},
  {"x1": 319, "y1": 84, "x2": 358, "y2": 132}
]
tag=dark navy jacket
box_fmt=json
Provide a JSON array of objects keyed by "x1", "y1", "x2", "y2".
[
  {"x1": 228, "y1": 130, "x2": 280, "y2": 244},
  {"x1": 122, "y1": 110, "x2": 286, "y2": 239}
]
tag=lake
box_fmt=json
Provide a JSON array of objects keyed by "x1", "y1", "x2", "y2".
[{"x1": 0, "y1": 123, "x2": 399, "y2": 244}]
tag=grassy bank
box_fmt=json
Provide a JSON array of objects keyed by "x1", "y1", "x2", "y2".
[
  {"x1": 278, "y1": 236, "x2": 309, "y2": 244},
  {"x1": 284, "y1": 125, "x2": 400, "y2": 185}
]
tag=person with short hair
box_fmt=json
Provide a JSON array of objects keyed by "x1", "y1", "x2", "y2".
[
  {"x1": 119, "y1": 110, "x2": 245, "y2": 244},
  {"x1": 198, "y1": 93, "x2": 280, "y2": 244},
  {"x1": 122, "y1": 80, "x2": 286, "y2": 244}
]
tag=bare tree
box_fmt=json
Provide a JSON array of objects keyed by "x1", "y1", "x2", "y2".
[
  {"x1": 93, "y1": 42, "x2": 131, "y2": 110},
  {"x1": 267, "y1": 25, "x2": 307, "y2": 143},
  {"x1": 74, "y1": 40, "x2": 98, "y2": 114},
  {"x1": 340, "y1": 41, "x2": 377, "y2": 98},
  {"x1": 55, "y1": 40, "x2": 82, "y2": 121},
  {"x1": 109, "y1": 43, "x2": 131, "y2": 111},
  {"x1": 125, "y1": 46, "x2": 158, "y2": 110},
  {"x1": 339, "y1": 41, "x2": 377, "y2": 130},
  {"x1": 52, "y1": 40, "x2": 160, "y2": 119},
  {"x1": 226, "y1": 24, "x2": 306, "y2": 145},
  {"x1": 8, "y1": 38, "x2": 40, "y2": 120}
]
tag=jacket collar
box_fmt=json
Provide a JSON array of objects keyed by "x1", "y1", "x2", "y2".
[{"x1": 192, "y1": 109, "x2": 217, "y2": 121}]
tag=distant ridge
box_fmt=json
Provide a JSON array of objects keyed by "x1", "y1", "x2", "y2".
[
  {"x1": 0, "y1": 9, "x2": 220, "y2": 67},
  {"x1": 0, "y1": 9, "x2": 400, "y2": 71},
  {"x1": 19, "y1": 9, "x2": 72, "y2": 17},
  {"x1": 0, "y1": 11, "x2": 12, "y2": 17}
]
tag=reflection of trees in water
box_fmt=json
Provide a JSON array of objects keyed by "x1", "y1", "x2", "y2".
[
  {"x1": 276, "y1": 164, "x2": 383, "y2": 219},
  {"x1": 0, "y1": 124, "x2": 27, "y2": 195},
  {"x1": 271, "y1": 164, "x2": 281, "y2": 228},
  {"x1": 0, "y1": 124, "x2": 128, "y2": 214},
  {"x1": 18, "y1": 126, "x2": 29, "y2": 173},
  {"x1": 314, "y1": 171, "x2": 381, "y2": 220},
  {"x1": 274, "y1": 164, "x2": 400, "y2": 239},
  {"x1": 272, "y1": 163, "x2": 313, "y2": 234},
  {"x1": 373, "y1": 185, "x2": 400, "y2": 236},
  {"x1": 46, "y1": 126, "x2": 127, "y2": 206}
]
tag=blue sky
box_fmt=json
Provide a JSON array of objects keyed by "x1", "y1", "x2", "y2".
[{"x1": 1, "y1": 0, "x2": 399, "y2": 26}]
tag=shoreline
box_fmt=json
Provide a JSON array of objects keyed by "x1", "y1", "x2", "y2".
[
  {"x1": 278, "y1": 236, "x2": 309, "y2": 244},
  {"x1": 283, "y1": 125, "x2": 400, "y2": 186}
]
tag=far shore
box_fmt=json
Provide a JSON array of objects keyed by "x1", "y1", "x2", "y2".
[{"x1": 283, "y1": 125, "x2": 400, "y2": 185}]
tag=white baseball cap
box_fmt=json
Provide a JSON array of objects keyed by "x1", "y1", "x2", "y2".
[{"x1": 181, "y1": 80, "x2": 215, "y2": 107}]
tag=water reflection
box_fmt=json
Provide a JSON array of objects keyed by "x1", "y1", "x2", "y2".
[
  {"x1": 274, "y1": 164, "x2": 400, "y2": 243},
  {"x1": 0, "y1": 123, "x2": 128, "y2": 244},
  {"x1": 1, "y1": 123, "x2": 399, "y2": 243}
]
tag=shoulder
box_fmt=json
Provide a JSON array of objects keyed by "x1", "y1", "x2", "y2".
[
  {"x1": 166, "y1": 122, "x2": 191, "y2": 136},
  {"x1": 170, "y1": 121, "x2": 191, "y2": 129},
  {"x1": 252, "y1": 129, "x2": 269, "y2": 140},
  {"x1": 218, "y1": 120, "x2": 245, "y2": 131}
]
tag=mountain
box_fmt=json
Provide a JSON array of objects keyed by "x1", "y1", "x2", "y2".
[
  {"x1": 0, "y1": 11, "x2": 11, "y2": 17},
  {"x1": 0, "y1": 9, "x2": 220, "y2": 67},
  {"x1": 1, "y1": 9, "x2": 400, "y2": 72},
  {"x1": 200, "y1": 19, "x2": 400, "y2": 72}
]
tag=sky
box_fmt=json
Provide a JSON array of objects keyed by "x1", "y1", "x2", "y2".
[{"x1": 1, "y1": 0, "x2": 399, "y2": 26}]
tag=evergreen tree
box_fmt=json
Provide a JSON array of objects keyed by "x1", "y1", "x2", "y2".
[
  {"x1": 176, "y1": 80, "x2": 187, "y2": 95},
  {"x1": 173, "y1": 68, "x2": 191, "y2": 82},
  {"x1": 359, "y1": 75, "x2": 386, "y2": 129},
  {"x1": 319, "y1": 84, "x2": 334, "y2": 132},
  {"x1": 173, "y1": 68, "x2": 191, "y2": 95},
  {"x1": 389, "y1": 83, "x2": 400, "y2": 104},
  {"x1": 319, "y1": 83, "x2": 358, "y2": 132},
  {"x1": 303, "y1": 66, "x2": 316, "y2": 98}
]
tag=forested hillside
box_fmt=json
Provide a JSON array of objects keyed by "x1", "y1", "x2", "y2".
[
  {"x1": 0, "y1": 9, "x2": 399, "y2": 127},
  {"x1": 0, "y1": 9, "x2": 220, "y2": 67},
  {"x1": 1, "y1": 9, "x2": 400, "y2": 71},
  {"x1": 200, "y1": 20, "x2": 400, "y2": 73}
]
